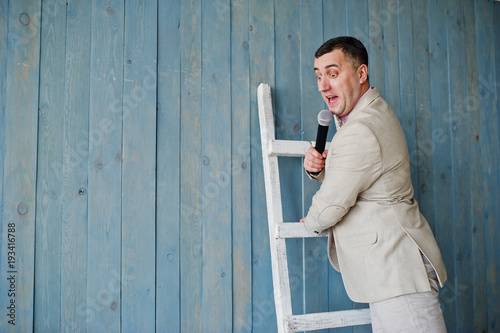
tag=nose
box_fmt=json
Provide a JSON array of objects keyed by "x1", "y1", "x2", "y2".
[{"x1": 318, "y1": 78, "x2": 330, "y2": 92}]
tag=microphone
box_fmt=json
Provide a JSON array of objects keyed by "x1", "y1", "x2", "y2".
[{"x1": 310, "y1": 110, "x2": 333, "y2": 176}]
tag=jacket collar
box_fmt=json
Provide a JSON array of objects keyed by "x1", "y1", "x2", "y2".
[{"x1": 346, "y1": 87, "x2": 380, "y2": 121}]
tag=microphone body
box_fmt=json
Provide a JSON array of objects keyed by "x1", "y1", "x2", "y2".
[
  {"x1": 310, "y1": 110, "x2": 333, "y2": 176},
  {"x1": 314, "y1": 124, "x2": 329, "y2": 154}
]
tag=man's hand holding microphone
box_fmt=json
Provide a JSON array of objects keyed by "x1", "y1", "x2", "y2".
[
  {"x1": 304, "y1": 147, "x2": 328, "y2": 174},
  {"x1": 301, "y1": 110, "x2": 334, "y2": 222}
]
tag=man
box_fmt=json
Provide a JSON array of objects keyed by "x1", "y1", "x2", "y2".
[{"x1": 300, "y1": 36, "x2": 447, "y2": 332}]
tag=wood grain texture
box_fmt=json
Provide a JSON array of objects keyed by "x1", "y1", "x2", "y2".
[
  {"x1": 367, "y1": 0, "x2": 385, "y2": 99},
  {"x1": 60, "y1": 1, "x2": 92, "y2": 331},
  {"x1": 475, "y1": 0, "x2": 500, "y2": 330},
  {"x1": 156, "y1": 0, "x2": 181, "y2": 331},
  {"x1": 121, "y1": 0, "x2": 157, "y2": 331},
  {"x1": 428, "y1": 1, "x2": 455, "y2": 331},
  {"x1": 462, "y1": 1, "x2": 487, "y2": 331},
  {"x1": 34, "y1": 0, "x2": 66, "y2": 330},
  {"x1": 86, "y1": 0, "x2": 124, "y2": 331},
  {"x1": 397, "y1": 0, "x2": 418, "y2": 187},
  {"x1": 493, "y1": 3, "x2": 500, "y2": 329},
  {"x1": 230, "y1": 0, "x2": 253, "y2": 330},
  {"x1": 0, "y1": 0, "x2": 8, "y2": 246},
  {"x1": 179, "y1": 0, "x2": 203, "y2": 332},
  {"x1": 0, "y1": 0, "x2": 41, "y2": 332},
  {"x1": 447, "y1": 2, "x2": 473, "y2": 332},
  {"x1": 381, "y1": 0, "x2": 401, "y2": 122},
  {"x1": 201, "y1": 0, "x2": 232, "y2": 331},
  {"x1": 249, "y1": 1, "x2": 276, "y2": 331},
  {"x1": 274, "y1": 0, "x2": 304, "y2": 317},
  {"x1": 412, "y1": 0, "x2": 434, "y2": 219}
]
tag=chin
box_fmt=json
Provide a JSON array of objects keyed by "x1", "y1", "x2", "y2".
[{"x1": 329, "y1": 109, "x2": 341, "y2": 116}]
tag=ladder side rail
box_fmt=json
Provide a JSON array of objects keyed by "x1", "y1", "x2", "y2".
[{"x1": 258, "y1": 83, "x2": 293, "y2": 333}]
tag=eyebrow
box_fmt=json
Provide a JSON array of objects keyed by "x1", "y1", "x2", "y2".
[{"x1": 314, "y1": 64, "x2": 340, "y2": 71}]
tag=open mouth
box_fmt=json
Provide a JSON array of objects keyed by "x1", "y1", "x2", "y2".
[{"x1": 327, "y1": 96, "x2": 338, "y2": 104}]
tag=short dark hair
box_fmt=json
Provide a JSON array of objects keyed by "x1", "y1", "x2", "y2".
[{"x1": 315, "y1": 36, "x2": 369, "y2": 70}]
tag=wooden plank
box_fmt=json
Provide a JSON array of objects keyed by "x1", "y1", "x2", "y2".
[
  {"x1": 230, "y1": 0, "x2": 253, "y2": 329},
  {"x1": 346, "y1": 0, "x2": 370, "y2": 56},
  {"x1": 258, "y1": 83, "x2": 293, "y2": 333},
  {"x1": 34, "y1": 0, "x2": 67, "y2": 330},
  {"x1": 274, "y1": 0, "x2": 303, "y2": 317},
  {"x1": 411, "y1": 0, "x2": 434, "y2": 219},
  {"x1": 299, "y1": 1, "x2": 330, "y2": 328},
  {"x1": 427, "y1": 1, "x2": 456, "y2": 331},
  {"x1": 0, "y1": 0, "x2": 41, "y2": 332},
  {"x1": 381, "y1": 0, "x2": 401, "y2": 122},
  {"x1": 60, "y1": 0, "x2": 92, "y2": 331},
  {"x1": 156, "y1": 0, "x2": 181, "y2": 331},
  {"x1": 496, "y1": 3, "x2": 500, "y2": 141},
  {"x1": 249, "y1": 1, "x2": 276, "y2": 331},
  {"x1": 0, "y1": 0, "x2": 8, "y2": 239},
  {"x1": 179, "y1": 0, "x2": 203, "y2": 331},
  {"x1": 475, "y1": 0, "x2": 500, "y2": 330},
  {"x1": 397, "y1": 0, "x2": 418, "y2": 187},
  {"x1": 462, "y1": 1, "x2": 486, "y2": 331},
  {"x1": 492, "y1": 4, "x2": 500, "y2": 330},
  {"x1": 121, "y1": 0, "x2": 157, "y2": 331},
  {"x1": 86, "y1": 0, "x2": 124, "y2": 331},
  {"x1": 200, "y1": 0, "x2": 232, "y2": 331},
  {"x1": 367, "y1": 0, "x2": 385, "y2": 98},
  {"x1": 446, "y1": 2, "x2": 474, "y2": 331},
  {"x1": 284, "y1": 309, "x2": 371, "y2": 332},
  {"x1": 322, "y1": 0, "x2": 346, "y2": 45}
]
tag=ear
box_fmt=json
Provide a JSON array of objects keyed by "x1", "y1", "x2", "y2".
[{"x1": 358, "y1": 64, "x2": 368, "y2": 84}]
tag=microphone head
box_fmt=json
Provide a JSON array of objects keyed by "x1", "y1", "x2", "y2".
[{"x1": 317, "y1": 109, "x2": 333, "y2": 126}]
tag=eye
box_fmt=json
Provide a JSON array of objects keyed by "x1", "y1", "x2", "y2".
[
  {"x1": 329, "y1": 72, "x2": 337, "y2": 78},
  {"x1": 315, "y1": 74, "x2": 322, "y2": 80}
]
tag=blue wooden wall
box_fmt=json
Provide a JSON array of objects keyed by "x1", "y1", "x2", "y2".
[{"x1": 0, "y1": 0, "x2": 499, "y2": 332}]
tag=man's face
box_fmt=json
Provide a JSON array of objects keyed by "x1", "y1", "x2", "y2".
[{"x1": 314, "y1": 49, "x2": 367, "y2": 117}]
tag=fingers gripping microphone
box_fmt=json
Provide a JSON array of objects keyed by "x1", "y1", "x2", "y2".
[{"x1": 311, "y1": 110, "x2": 333, "y2": 176}]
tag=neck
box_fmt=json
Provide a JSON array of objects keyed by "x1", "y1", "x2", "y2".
[
  {"x1": 358, "y1": 82, "x2": 370, "y2": 99},
  {"x1": 340, "y1": 84, "x2": 371, "y2": 124}
]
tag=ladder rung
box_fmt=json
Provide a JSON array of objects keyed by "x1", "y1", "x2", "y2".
[
  {"x1": 284, "y1": 309, "x2": 372, "y2": 332},
  {"x1": 276, "y1": 223, "x2": 328, "y2": 238},
  {"x1": 268, "y1": 140, "x2": 331, "y2": 157}
]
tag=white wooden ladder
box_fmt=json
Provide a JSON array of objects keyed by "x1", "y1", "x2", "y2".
[{"x1": 257, "y1": 83, "x2": 371, "y2": 332}]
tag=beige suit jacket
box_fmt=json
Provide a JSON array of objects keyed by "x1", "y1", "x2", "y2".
[{"x1": 304, "y1": 88, "x2": 447, "y2": 303}]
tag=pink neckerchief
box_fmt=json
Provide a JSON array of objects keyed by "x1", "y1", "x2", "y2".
[{"x1": 339, "y1": 87, "x2": 372, "y2": 124}]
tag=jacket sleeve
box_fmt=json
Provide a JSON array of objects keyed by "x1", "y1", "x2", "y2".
[
  {"x1": 306, "y1": 169, "x2": 325, "y2": 182},
  {"x1": 304, "y1": 123, "x2": 383, "y2": 234}
]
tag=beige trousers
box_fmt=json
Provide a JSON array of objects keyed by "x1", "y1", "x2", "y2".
[{"x1": 369, "y1": 254, "x2": 447, "y2": 333}]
